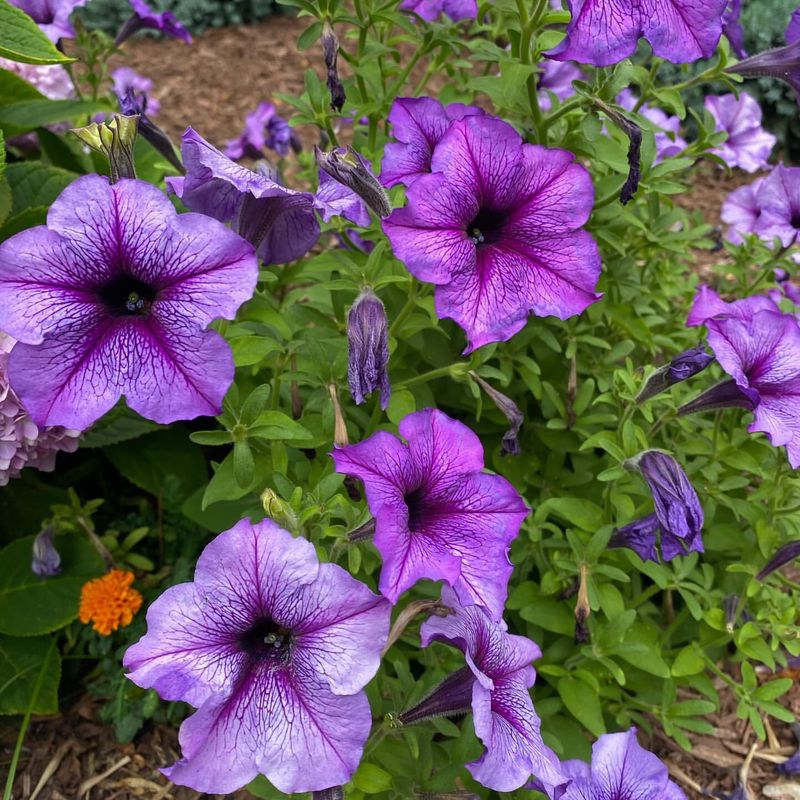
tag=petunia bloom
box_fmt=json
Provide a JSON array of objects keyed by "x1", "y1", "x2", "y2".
[
  {"x1": 682, "y1": 286, "x2": 800, "y2": 468},
  {"x1": 0, "y1": 174, "x2": 258, "y2": 429},
  {"x1": 111, "y1": 66, "x2": 160, "y2": 116},
  {"x1": 169, "y1": 128, "x2": 320, "y2": 264},
  {"x1": 556, "y1": 728, "x2": 687, "y2": 800},
  {"x1": 548, "y1": 0, "x2": 727, "y2": 67},
  {"x1": 399, "y1": 587, "x2": 565, "y2": 793},
  {"x1": 116, "y1": 0, "x2": 192, "y2": 45},
  {"x1": 225, "y1": 102, "x2": 298, "y2": 160},
  {"x1": 331, "y1": 408, "x2": 529, "y2": 620},
  {"x1": 124, "y1": 519, "x2": 391, "y2": 794},
  {"x1": 383, "y1": 115, "x2": 601, "y2": 352},
  {"x1": 721, "y1": 178, "x2": 765, "y2": 244},
  {"x1": 750, "y1": 164, "x2": 800, "y2": 249},
  {"x1": 80, "y1": 569, "x2": 143, "y2": 635},
  {"x1": 379, "y1": 96, "x2": 485, "y2": 189},
  {"x1": 705, "y1": 93, "x2": 775, "y2": 172},
  {"x1": 347, "y1": 288, "x2": 390, "y2": 409},
  {"x1": 399, "y1": 0, "x2": 477, "y2": 23},
  {"x1": 9, "y1": 0, "x2": 87, "y2": 42},
  {"x1": 0, "y1": 59, "x2": 74, "y2": 100}
]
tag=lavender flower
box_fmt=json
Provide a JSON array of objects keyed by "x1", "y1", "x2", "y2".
[
  {"x1": 32, "y1": 527, "x2": 61, "y2": 577},
  {"x1": 399, "y1": 0, "x2": 477, "y2": 22},
  {"x1": 722, "y1": 0, "x2": 746, "y2": 58},
  {"x1": 116, "y1": 0, "x2": 192, "y2": 46},
  {"x1": 9, "y1": 0, "x2": 87, "y2": 42},
  {"x1": 752, "y1": 164, "x2": 800, "y2": 248},
  {"x1": 383, "y1": 115, "x2": 601, "y2": 352},
  {"x1": 225, "y1": 102, "x2": 298, "y2": 161},
  {"x1": 124, "y1": 519, "x2": 390, "y2": 794},
  {"x1": 721, "y1": 178, "x2": 765, "y2": 244},
  {"x1": 315, "y1": 146, "x2": 390, "y2": 218},
  {"x1": 538, "y1": 59, "x2": 584, "y2": 111},
  {"x1": 756, "y1": 539, "x2": 800, "y2": 580},
  {"x1": 556, "y1": 728, "x2": 687, "y2": 800},
  {"x1": 0, "y1": 175, "x2": 257, "y2": 430},
  {"x1": 347, "y1": 289, "x2": 390, "y2": 409},
  {"x1": 705, "y1": 93, "x2": 776, "y2": 172},
  {"x1": 316, "y1": 166, "x2": 370, "y2": 228},
  {"x1": 169, "y1": 128, "x2": 320, "y2": 264},
  {"x1": 683, "y1": 286, "x2": 800, "y2": 467},
  {"x1": 380, "y1": 96, "x2": 485, "y2": 189},
  {"x1": 399, "y1": 587, "x2": 565, "y2": 793},
  {"x1": 111, "y1": 67, "x2": 160, "y2": 116},
  {"x1": 0, "y1": 59, "x2": 74, "y2": 100},
  {"x1": 548, "y1": 0, "x2": 727, "y2": 66},
  {"x1": 331, "y1": 408, "x2": 529, "y2": 620},
  {"x1": 618, "y1": 89, "x2": 688, "y2": 163},
  {"x1": 636, "y1": 346, "x2": 715, "y2": 403}
]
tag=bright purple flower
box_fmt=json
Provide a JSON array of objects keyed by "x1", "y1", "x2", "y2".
[
  {"x1": 383, "y1": 116, "x2": 601, "y2": 352},
  {"x1": 347, "y1": 289, "x2": 390, "y2": 409},
  {"x1": 0, "y1": 175, "x2": 257, "y2": 430},
  {"x1": 548, "y1": 0, "x2": 727, "y2": 67},
  {"x1": 117, "y1": 0, "x2": 192, "y2": 44},
  {"x1": 705, "y1": 93, "x2": 775, "y2": 172},
  {"x1": 775, "y1": 268, "x2": 800, "y2": 304},
  {"x1": 684, "y1": 286, "x2": 800, "y2": 468},
  {"x1": 331, "y1": 408, "x2": 529, "y2": 620},
  {"x1": 721, "y1": 178, "x2": 765, "y2": 244},
  {"x1": 399, "y1": 0, "x2": 477, "y2": 22},
  {"x1": 9, "y1": 0, "x2": 87, "y2": 42},
  {"x1": 225, "y1": 102, "x2": 297, "y2": 161},
  {"x1": 722, "y1": 0, "x2": 746, "y2": 58},
  {"x1": 618, "y1": 90, "x2": 687, "y2": 163},
  {"x1": 609, "y1": 514, "x2": 661, "y2": 562},
  {"x1": 557, "y1": 728, "x2": 687, "y2": 800},
  {"x1": 124, "y1": 519, "x2": 390, "y2": 794},
  {"x1": 169, "y1": 128, "x2": 320, "y2": 265},
  {"x1": 752, "y1": 164, "x2": 800, "y2": 248},
  {"x1": 111, "y1": 66, "x2": 160, "y2": 116},
  {"x1": 0, "y1": 59, "x2": 73, "y2": 102},
  {"x1": 403, "y1": 587, "x2": 565, "y2": 793},
  {"x1": 789, "y1": 7, "x2": 800, "y2": 44},
  {"x1": 538, "y1": 59, "x2": 584, "y2": 111},
  {"x1": 380, "y1": 96, "x2": 485, "y2": 189}
]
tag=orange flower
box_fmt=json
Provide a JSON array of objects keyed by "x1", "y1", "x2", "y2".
[{"x1": 79, "y1": 569, "x2": 143, "y2": 636}]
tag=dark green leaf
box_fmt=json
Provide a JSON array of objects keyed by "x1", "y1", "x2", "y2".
[{"x1": 0, "y1": 0, "x2": 74, "y2": 64}]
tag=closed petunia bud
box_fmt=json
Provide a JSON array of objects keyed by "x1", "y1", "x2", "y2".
[
  {"x1": 118, "y1": 89, "x2": 185, "y2": 175},
  {"x1": 347, "y1": 289, "x2": 391, "y2": 409},
  {"x1": 71, "y1": 114, "x2": 139, "y2": 183},
  {"x1": 32, "y1": 526, "x2": 61, "y2": 577},
  {"x1": 756, "y1": 539, "x2": 800, "y2": 580},
  {"x1": 315, "y1": 146, "x2": 391, "y2": 218},
  {"x1": 637, "y1": 346, "x2": 715, "y2": 403},
  {"x1": 322, "y1": 20, "x2": 345, "y2": 112},
  {"x1": 470, "y1": 372, "x2": 523, "y2": 455}
]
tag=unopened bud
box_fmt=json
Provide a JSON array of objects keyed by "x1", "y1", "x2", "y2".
[
  {"x1": 470, "y1": 372, "x2": 523, "y2": 455},
  {"x1": 637, "y1": 346, "x2": 714, "y2": 403},
  {"x1": 118, "y1": 89, "x2": 184, "y2": 175},
  {"x1": 328, "y1": 383, "x2": 349, "y2": 447},
  {"x1": 397, "y1": 665, "x2": 474, "y2": 726},
  {"x1": 315, "y1": 145, "x2": 391, "y2": 218},
  {"x1": 260, "y1": 488, "x2": 299, "y2": 532},
  {"x1": 574, "y1": 563, "x2": 591, "y2": 644},
  {"x1": 322, "y1": 20, "x2": 346, "y2": 112},
  {"x1": 32, "y1": 526, "x2": 61, "y2": 578},
  {"x1": 313, "y1": 788, "x2": 344, "y2": 800},
  {"x1": 348, "y1": 289, "x2": 391, "y2": 410},
  {"x1": 71, "y1": 114, "x2": 139, "y2": 182}
]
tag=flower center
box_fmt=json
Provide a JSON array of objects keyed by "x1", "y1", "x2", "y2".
[
  {"x1": 239, "y1": 616, "x2": 293, "y2": 663},
  {"x1": 404, "y1": 487, "x2": 427, "y2": 533},
  {"x1": 97, "y1": 275, "x2": 157, "y2": 317},
  {"x1": 791, "y1": 212, "x2": 800, "y2": 229},
  {"x1": 467, "y1": 208, "x2": 508, "y2": 246}
]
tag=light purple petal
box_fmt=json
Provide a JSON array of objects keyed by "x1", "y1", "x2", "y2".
[
  {"x1": 315, "y1": 168, "x2": 371, "y2": 226},
  {"x1": 721, "y1": 179, "x2": 764, "y2": 244},
  {"x1": 788, "y1": 7, "x2": 800, "y2": 45},
  {"x1": 706, "y1": 93, "x2": 775, "y2": 172}
]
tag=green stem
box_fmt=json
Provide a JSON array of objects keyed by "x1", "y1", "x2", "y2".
[
  {"x1": 515, "y1": 0, "x2": 544, "y2": 137},
  {"x1": 395, "y1": 364, "x2": 459, "y2": 389},
  {"x1": 630, "y1": 583, "x2": 664, "y2": 608},
  {"x1": 542, "y1": 96, "x2": 583, "y2": 131},
  {"x1": 388, "y1": 287, "x2": 419, "y2": 339},
  {"x1": 633, "y1": 60, "x2": 662, "y2": 110}
]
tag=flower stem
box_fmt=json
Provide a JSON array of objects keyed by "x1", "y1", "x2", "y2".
[{"x1": 395, "y1": 364, "x2": 459, "y2": 389}]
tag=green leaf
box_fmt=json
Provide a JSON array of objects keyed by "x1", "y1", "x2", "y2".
[
  {"x1": 537, "y1": 497, "x2": 604, "y2": 532},
  {"x1": 0, "y1": 635, "x2": 60, "y2": 715},
  {"x1": 79, "y1": 404, "x2": 162, "y2": 448},
  {"x1": 233, "y1": 441, "x2": 255, "y2": 489},
  {"x1": 0, "y1": 205, "x2": 47, "y2": 240},
  {"x1": 672, "y1": 644, "x2": 706, "y2": 676},
  {"x1": 0, "y1": 176, "x2": 10, "y2": 228},
  {"x1": 353, "y1": 763, "x2": 393, "y2": 794},
  {"x1": 0, "y1": 66, "x2": 45, "y2": 105},
  {"x1": 386, "y1": 388, "x2": 416, "y2": 424},
  {"x1": 0, "y1": 0, "x2": 74, "y2": 64},
  {"x1": 0, "y1": 534, "x2": 104, "y2": 637},
  {"x1": 5, "y1": 162, "x2": 76, "y2": 214},
  {"x1": 249, "y1": 411, "x2": 312, "y2": 441},
  {"x1": 0, "y1": 99, "x2": 110, "y2": 134},
  {"x1": 557, "y1": 677, "x2": 606, "y2": 736}
]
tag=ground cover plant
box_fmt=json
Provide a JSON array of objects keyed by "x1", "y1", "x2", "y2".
[{"x1": 1, "y1": 0, "x2": 800, "y2": 798}]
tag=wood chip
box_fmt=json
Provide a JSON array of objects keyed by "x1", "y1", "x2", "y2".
[
  {"x1": 77, "y1": 755, "x2": 131, "y2": 797},
  {"x1": 29, "y1": 740, "x2": 73, "y2": 800}
]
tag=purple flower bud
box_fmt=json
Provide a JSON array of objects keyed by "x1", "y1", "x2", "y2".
[
  {"x1": 347, "y1": 289, "x2": 390, "y2": 409},
  {"x1": 322, "y1": 21, "x2": 345, "y2": 113},
  {"x1": 32, "y1": 526, "x2": 61, "y2": 577},
  {"x1": 637, "y1": 346, "x2": 715, "y2": 403},
  {"x1": 678, "y1": 377, "x2": 757, "y2": 416},
  {"x1": 470, "y1": 372, "x2": 523, "y2": 455},
  {"x1": 756, "y1": 539, "x2": 800, "y2": 580},
  {"x1": 117, "y1": 90, "x2": 184, "y2": 175},
  {"x1": 315, "y1": 146, "x2": 391, "y2": 218},
  {"x1": 397, "y1": 664, "x2": 475, "y2": 725}
]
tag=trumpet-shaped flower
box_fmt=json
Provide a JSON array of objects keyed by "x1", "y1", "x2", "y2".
[
  {"x1": 111, "y1": 67, "x2": 160, "y2": 116},
  {"x1": 331, "y1": 408, "x2": 528, "y2": 620},
  {"x1": 225, "y1": 102, "x2": 297, "y2": 160},
  {"x1": 705, "y1": 93, "x2": 775, "y2": 172},
  {"x1": 0, "y1": 174, "x2": 257, "y2": 429},
  {"x1": 117, "y1": 0, "x2": 192, "y2": 44},
  {"x1": 9, "y1": 0, "x2": 87, "y2": 42},
  {"x1": 124, "y1": 520, "x2": 390, "y2": 794},
  {"x1": 399, "y1": 0, "x2": 477, "y2": 22},
  {"x1": 382, "y1": 115, "x2": 601, "y2": 352}
]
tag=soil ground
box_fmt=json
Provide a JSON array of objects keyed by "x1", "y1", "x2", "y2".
[{"x1": 2, "y1": 15, "x2": 799, "y2": 800}]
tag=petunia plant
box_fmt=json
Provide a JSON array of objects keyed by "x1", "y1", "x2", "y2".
[{"x1": 1, "y1": 0, "x2": 800, "y2": 798}]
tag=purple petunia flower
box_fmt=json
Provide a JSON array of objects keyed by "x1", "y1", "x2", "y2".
[
  {"x1": 0, "y1": 175, "x2": 257, "y2": 430},
  {"x1": 400, "y1": 587, "x2": 565, "y2": 793},
  {"x1": 722, "y1": 0, "x2": 746, "y2": 58},
  {"x1": 116, "y1": 0, "x2": 192, "y2": 45},
  {"x1": 752, "y1": 164, "x2": 800, "y2": 248},
  {"x1": 331, "y1": 408, "x2": 529, "y2": 620},
  {"x1": 111, "y1": 66, "x2": 160, "y2": 116},
  {"x1": 124, "y1": 519, "x2": 390, "y2": 794},
  {"x1": 548, "y1": 0, "x2": 727, "y2": 67},
  {"x1": 538, "y1": 59, "x2": 584, "y2": 111},
  {"x1": 683, "y1": 286, "x2": 800, "y2": 468},
  {"x1": 225, "y1": 102, "x2": 297, "y2": 161},
  {"x1": 0, "y1": 59, "x2": 74, "y2": 102},
  {"x1": 617, "y1": 90, "x2": 688, "y2": 164},
  {"x1": 721, "y1": 178, "x2": 765, "y2": 244},
  {"x1": 169, "y1": 128, "x2": 320, "y2": 265},
  {"x1": 556, "y1": 728, "x2": 687, "y2": 800},
  {"x1": 705, "y1": 93, "x2": 775, "y2": 172},
  {"x1": 380, "y1": 96, "x2": 485, "y2": 189},
  {"x1": 399, "y1": 0, "x2": 477, "y2": 22},
  {"x1": 9, "y1": 0, "x2": 87, "y2": 42},
  {"x1": 383, "y1": 115, "x2": 601, "y2": 352}
]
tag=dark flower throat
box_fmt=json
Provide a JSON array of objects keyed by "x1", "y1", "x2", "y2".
[
  {"x1": 239, "y1": 616, "x2": 293, "y2": 663},
  {"x1": 98, "y1": 275, "x2": 157, "y2": 317},
  {"x1": 468, "y1": 208, "x2": 507, "y2": 246}
]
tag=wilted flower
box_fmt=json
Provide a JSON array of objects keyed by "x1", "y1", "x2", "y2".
[
  {"x1": 9, "y1": 0, "x2": 87, "y2": 42},
  {"x1": 683, "y1": 286, "x2": 800, "y2": 466},
  {"x1": 347, "y1": 289, "x2": 390, "y2": 409},
  {"x1": 0, "y1": 174, "x2": 257, "y2": 429},
  {"x1": 31, "y1": 527, "x2": 61, "y2": 577},
  {"x1": 380, "y1": 96, "x2": 485, "y2": 189},
  {"x1": 617, "y1": 89, "x2": 687, "y2": 164},
  {"x1": 556, "y1": 728, "x2": 687, "y2": 800},
  {"x1": 399, "y1": 0, "x2": 477, "y2": 23},
  {"x1": 537, "y1": 58, "x2": 584, "y2": 111},
  {"x1": 169, "y1": 128, "x2": 320, "y2": 264},
  {"x1": 225, "y1": 102, "x2": 298, "y2": 160},
  {"x1": 398, "y1": 587, "x2": 565, "y2": 793},
  {"x1": 722, "y1": 0, "x2": 747, "y2": 58},
  {"x1": 383, "y1": 115, "x2": 601, "y2": 352},
  {"x1": 756, "y1": 539, "x2": 800, "y2": 580},
  {"x1": 548, "y1": 0, "x2": 727, "y2": 66},
  {"x1": 322, "y1": 21, "x2": 345, "y2": 112},
  {"x1": 124, "y1": 519, "x2": 390, "y2": 793},
  {"x1": 80, "y1": 569, "x2": 143, "y2": 635},
  {"x1": 609, "y1": 514, "x2": 660, "y2": 563},
  {"x1": 111, "y1": 66, "x2": 160, "y2": 116},
  {"x1": 332, "y1": 408, "x2": 529, "y2": 620},
  {"x1": 637, "y1": 346, "x2": 715, "y2": 403},
  {"x1": 705, "y1": 93, "x2": 776, "y2": 172},
  {"x1": 470, "y1": 372, "x2": 524, "y2": 455},
  {"x1": 116, "y1": 0, "x2": 192, "y2": 46},
  {"x1": 0, "y1": 334, "x2": 81, "y2": 486},
  {"x1": 315, "y1": 145, "x2": 391, "y2": 218}
]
